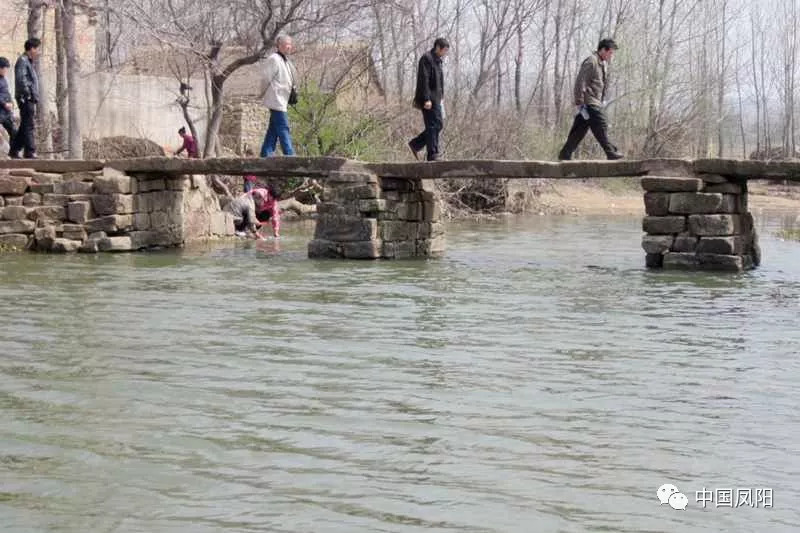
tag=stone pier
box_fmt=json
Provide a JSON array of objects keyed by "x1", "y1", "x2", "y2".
[
  {"x1": 641, "y1": 174, "x2": 760, "y2": 272},
  {"x1": 308, "y1": 171, "x2": 445, "y2": 259},
  {"x1": 0, "y1": 166, "x2": 233, "y2": 253}
]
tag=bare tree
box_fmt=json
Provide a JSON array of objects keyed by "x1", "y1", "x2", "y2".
[
  {"x1": 61, "y1": 0, "x2": 82, "y2": 157},
  {"x1": 779, "y1": 0, "x2": 798, "y2": 156},
  {"x1": 27, "y1": 0, "x2": 54, "y2": 156},
  {"x1": 118, "y1": 0, "x2": 368, "y2": 158},
  {"x1": 54, "y1": 1, "x2": 67, "y2": 154},
  {"x1": 51, "y1": 0, "x2": 799, "y2": 162}
]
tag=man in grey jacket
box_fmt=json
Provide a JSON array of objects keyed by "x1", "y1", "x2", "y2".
[
  {"x1": 11, "y1": 38, "x2": 40, "y2": 159},
  {"x1": 558, "y1": 38, "x2": 623, "y2": 161}
]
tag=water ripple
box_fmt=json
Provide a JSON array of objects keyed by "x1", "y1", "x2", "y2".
[{"x1": 1, "y1": 215, "x2": 799, "y2": 532}]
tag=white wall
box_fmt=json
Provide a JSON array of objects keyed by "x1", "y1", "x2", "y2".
[{"x1": 78, "y1": 72, "x2": 206, "y2": 152}]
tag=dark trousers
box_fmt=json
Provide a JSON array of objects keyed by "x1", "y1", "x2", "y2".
[
  {"x1": 10, "y1": 100, "x2": 36, "y2": 158},
  {"x1": 558, "y1": 104, "x2": 618, "y2": 159},
  {"x1": 1, "y1": 115, "x2": 16, "y2": 155},
  {"x1": 409, "y1": 105, "x2": 443, "y2": 160}
]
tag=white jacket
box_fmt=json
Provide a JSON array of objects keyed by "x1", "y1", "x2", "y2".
[{"x1": 261, "y1": 52, "x2": 295, "y2": 112}]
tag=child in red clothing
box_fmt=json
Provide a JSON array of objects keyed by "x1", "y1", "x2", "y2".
[{"x1": 244, "y1": 174, "x2": 258, "y2": 192}]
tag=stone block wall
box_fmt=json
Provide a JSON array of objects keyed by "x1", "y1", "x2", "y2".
[
  {"x1": 641, "y1": 175, "x2": 760, "y2": 271},
  {"x1": 0, "y1": 168, "x2": 233, "y2": 254},
  {"x1": 220, "y1": 101, "x2": 270, "y2": 156},
  {"x1": 308, "y1": 171, "x2": 445, "y2": 259}
]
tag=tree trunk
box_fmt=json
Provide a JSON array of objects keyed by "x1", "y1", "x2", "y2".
[
  {"x1": 96, "y1": 0, "x2": 113, "y2": 69},
  {"x1": 279, "y1": 197, "x2": 316, "y2": 216},
  {"x1": 734, "y1": 49, "x2": 747, "y2": 158},
  {"x1": 782, "y1": 0, "x2": 797, "y2": 156},
  {"x1": 552, "y1": 0, "x2": 564, "y2": 128},
  {"x1": 62, "y1": 0, "x2": 82, "y2": 158},
  {"x1": 55, "y1": 4, "x2": 68, "y2": 155},
  {"x1": 202, "y1": 44, "x2": 270, "y2": 158},
  {"x1": 514, "y1": 13, "x2": 523, "y2": 113},
  {"x1": 203, "y1": 76, "x2": 224, "y2": 157},
  {"x1": 177, "y1": 84, "x2": 199, "y2": 148},
  {"x1": 27, "y1": 0, "x2": 53, "y2": 156},
  {"x1": 750, "y1": 11, "x2": 761, "y2": 154},
  {"x1": 372, "y1": 4, "x2": 389, "y2": 104},
  {"x1": 717, "y1": 0, "x2": 727, "y2": 157},
  {"x1": 537, "y1": 0, "x2": 550, "y2": 126}
]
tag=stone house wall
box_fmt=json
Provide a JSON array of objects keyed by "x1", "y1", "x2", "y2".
[{"x1": 219, "y1": 101, "x2": 268, "y2": 156}]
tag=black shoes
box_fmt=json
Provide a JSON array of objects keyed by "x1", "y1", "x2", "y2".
[
  {"x1": 8, "y1": 152, "x2": 37, "y2": 159},
  {"x1": 408, "y1": 142, "x2": 421, "y2": 161}
]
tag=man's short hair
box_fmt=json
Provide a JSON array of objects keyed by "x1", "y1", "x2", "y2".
[
  {"x1": 433, "y1": 37, "x2": 450, "y2": 50},
  {"x1": 178, "y1": 127, "x2": 186, "y2": 135},
  {"x1": 276, "y1": 34, "x2": 291, "y2": 47},
  {"x1": 598, "y1": 38, "x2": 618, "y2": 51},
  {"x1": 24, "y1": 38, "x2": 41, "y2": 51},
  {"x1": 0, "y1": 57, "x2": 9, "y2": 69}
]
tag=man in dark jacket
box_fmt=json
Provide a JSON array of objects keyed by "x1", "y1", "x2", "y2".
[
  {"x1": 11, "y1": 38, "x2": 40, "y2": 159},
  {"x1": 0, "y1": 57, "x2": 16, "y2": 156},
  {"x1": 409, "y1": 37, "x2": 449, "y2": 161},
  {"x1": 558, "y1": 38, "x2": 623, "y2": 161}
]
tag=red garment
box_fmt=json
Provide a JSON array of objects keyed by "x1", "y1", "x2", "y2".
[
  {"x1": 181, "y1": 135, "x2": 199, "y2": 158},
  {"x1": 250, "y1": 188, "x2": 280, "y2": 235}
]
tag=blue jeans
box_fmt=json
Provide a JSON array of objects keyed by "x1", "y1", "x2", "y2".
[{"x1": 260, "y1": 110, "x2": 294, "y2": 157}]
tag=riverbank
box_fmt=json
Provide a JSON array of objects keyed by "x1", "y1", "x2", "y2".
[{"x1": 525, "y1": 178, "x2": 800, "y2": 216}]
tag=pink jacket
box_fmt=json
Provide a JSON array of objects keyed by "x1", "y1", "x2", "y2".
[{"x1": 250, "y1": 188, "x2": 281, "y2": 235}]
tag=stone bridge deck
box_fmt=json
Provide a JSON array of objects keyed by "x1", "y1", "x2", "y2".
[
  {"x1": 0, "y1": 156, "x2": 799, "y2": 180},
  {"x1": 0, "y1": 157, "x2": 797, "y2": 270}
]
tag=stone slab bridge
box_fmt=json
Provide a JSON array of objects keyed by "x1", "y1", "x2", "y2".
[{"x1": 0, "y1": 157, "x2": 798, "y2": 271}]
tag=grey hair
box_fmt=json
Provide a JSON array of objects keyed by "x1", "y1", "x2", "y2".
[{"x1": 276, "y1": 34, "x2": 292, "y2": 47}]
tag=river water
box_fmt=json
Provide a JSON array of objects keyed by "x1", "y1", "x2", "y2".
[{"x1": 1, "y1": 213, "x2": 799, "y2": 533}]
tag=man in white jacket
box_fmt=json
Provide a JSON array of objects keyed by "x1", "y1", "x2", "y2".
[{"x1": 260, "y1": 34, "x2": 297, "y2": 157}]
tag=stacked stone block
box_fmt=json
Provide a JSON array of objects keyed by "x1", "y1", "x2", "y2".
[
  {"x1": 308, "y1": 171, "x2": 445, "y2": 259},
  {"x1": 220, "y1": 101, "x2": 270, "y2": 155},
  {"x1": 0, "y1": 167, "x2": 233, "y2": 254},
  {"x1": 641, "y1": 175, "x2": 760, "y2": 271}
]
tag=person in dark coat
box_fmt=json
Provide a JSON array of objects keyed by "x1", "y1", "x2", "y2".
[
  {"x1": 409, "y1": 37, "x2": 449, "y2": 162},
  {"x1": 11, "y1": 38, "x2": 40, "y2": 159},
  {"x1": 0, "y1": 57, "x2": 16, "y2": 156}
]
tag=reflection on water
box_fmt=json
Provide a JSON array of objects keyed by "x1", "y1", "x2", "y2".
[
  {"x1": 1, "y1": 213, "x2": 800, "y2": 533},
  {"x1": 774, "y1": 211, "x2": 800, "y2": 241}
]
